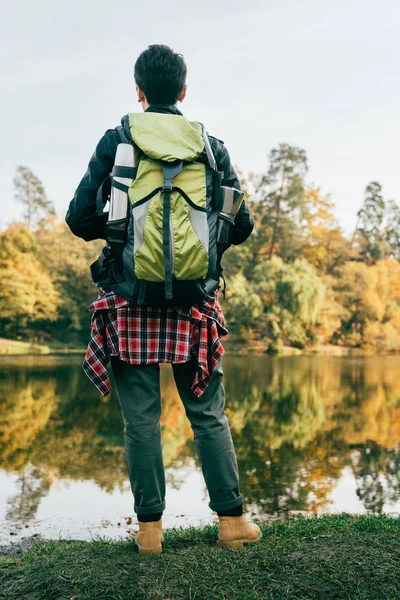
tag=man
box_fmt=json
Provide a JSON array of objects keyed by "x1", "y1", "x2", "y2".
[{"x1": 66, "y1": 44, "x2": 260, "y2": 555}]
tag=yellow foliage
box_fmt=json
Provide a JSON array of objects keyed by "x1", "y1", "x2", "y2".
[
  {"x1": 0, "y1": 223, "x2": 59, "y2": 322},
  {"x1": 336, "y1": 259, "x2": 400, "y2": 350},
  {"x1": 302, "y1": 186, "x2": 350, "y2": 273}
]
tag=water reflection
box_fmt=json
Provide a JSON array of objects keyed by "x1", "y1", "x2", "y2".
[{"x1": 1, "y1": 355, "x2": 400, "y2": 530}]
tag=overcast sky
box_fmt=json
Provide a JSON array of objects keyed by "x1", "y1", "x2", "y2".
[{"x1": 1, "y1": 0, "x2": 399, "y2": 234}]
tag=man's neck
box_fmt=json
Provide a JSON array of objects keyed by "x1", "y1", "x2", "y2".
[{"x1": 145, "y1": 104, "x2": 183, "y2": 116}]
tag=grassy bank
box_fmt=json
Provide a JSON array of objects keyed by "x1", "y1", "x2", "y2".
[
  {"x1": 0, "y1": 338, "x2": 85, "y2": 355},
  {"x1": 1, "y1": 515, "x2": 399, "y2": 599},
  {"x1": 223, "y1": 338, "x2": 391, "y2": 357}
]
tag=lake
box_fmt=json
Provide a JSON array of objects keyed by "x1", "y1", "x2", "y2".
[{"x1": 1, "y1": 354, "x2": 399, "y2": 544}]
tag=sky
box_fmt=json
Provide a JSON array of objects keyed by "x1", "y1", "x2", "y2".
[{"x1": 1, "y1": 0, "x2": 399, "y2": 234}]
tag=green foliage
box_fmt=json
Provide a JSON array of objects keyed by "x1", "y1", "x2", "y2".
[
  {"x1": 225, "y1": 258, "x2": 325, "y2": 349},
  {"x1": 355, "y1": 181, "x2": 386, "y2": 263},
  {"x1": 386, "y1": 199, "x2": 400, "y2": 259},
  {"x1": 250, "y1": 143, "x2": 308, "y2": 264},
  {"x1": 353, "y1": 181, "x2": 400, "y2": 264}
]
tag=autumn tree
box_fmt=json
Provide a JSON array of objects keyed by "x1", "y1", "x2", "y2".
[
  {"x1": 35, "y1": 220, "x2": 103, "y2": 342},
  {"x1": 0, "y1": 224, "x2": 59, "y2": 338},
  {"x1": 13, "y1": 166, "x2": 55, "y2": 229},
  {"x1": 302, "y1": 187, "x2": 350, "y2": 274},
  {"x1": 333, "y1": 259, "x2": 400, "y2": 349}
]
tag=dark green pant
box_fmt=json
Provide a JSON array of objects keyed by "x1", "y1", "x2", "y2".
[{"x1": 110, "y1": 357, "x2": 243, "y2": 515}]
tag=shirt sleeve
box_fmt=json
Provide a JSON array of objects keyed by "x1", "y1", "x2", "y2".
[
  {"x1": 65, "y1": 129, "x2": 119, "y2": 241},
  {"x1": 212, "y1": 138, "x2": 254, "y2": 246}
]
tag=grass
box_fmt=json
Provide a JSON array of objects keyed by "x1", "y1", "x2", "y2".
[
  {"x1": 0, "y1": 338, "x2": 85, "y2": 355},
  {"x1": 1, "y1": 514, "x2": 400, "y2": 599},
  {"x1": 0, "y1": 337, "x2": 51, "y2": 355}
]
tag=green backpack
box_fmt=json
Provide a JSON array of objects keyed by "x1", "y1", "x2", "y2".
[{"x1": 91, "y1": 112, "x2": 242, "y2": 307}]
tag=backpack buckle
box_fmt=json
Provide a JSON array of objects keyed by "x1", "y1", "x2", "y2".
[
  {"x1": 161, "y1": 160, "x2": 183, "y2": 192},
  {"x1": 162, "y1": 181, "x2": 173, "y2": 193}
]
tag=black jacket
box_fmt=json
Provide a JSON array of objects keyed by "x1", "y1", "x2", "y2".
[{"x1": 65, "y1": 105, "x2": 254, "y2": 246}]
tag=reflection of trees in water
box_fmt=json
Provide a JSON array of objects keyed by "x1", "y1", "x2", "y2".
[
  {"x1": 220, "y1": 357, "x2": 343, "y2": 513},
  {"x1": 165, "y1": 460, "x2": 197, "y2": 490},
  {"x1": 1, "y1": 356, "x2": 400, "y2": 520},
  {"x1": 160, "y1": 366, "x2": 194, "y2": 469},
  {"x1": 351, "y1": 443, "x2": 400, "y2": 513},
  {"x1": 221, "y1": 356, "x2": 400, "y2": 515},
  {"x1": 0, "y1": 363, "x2": 196, "y2": 493},
  {"x1": 6, "y1": 464, "x2": 51, "y2": 522},
  {"x1": 0, "y1": 367, "x2": 58, "y2": 471}
]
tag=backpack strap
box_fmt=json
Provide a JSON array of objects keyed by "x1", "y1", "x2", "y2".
[
  {"x1": 96, "y1": 175, "x2": 111, "y2": 216},
  {"x1": 200, "y1": 124, "x2": 223, "y2": 211},
  {"x1": 116, "y1": 124, "x2": 131, "y2": 144},
  {"x1": 201, "y1": 125, "x2": 217, "y2": 171},
  {"x1": 160, "y1": 160, "x2": 183, "y2": 300}
]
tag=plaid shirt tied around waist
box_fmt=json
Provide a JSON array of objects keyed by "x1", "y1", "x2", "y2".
[{"x1": 83, "y1": 288, "x2": 229, "y2": 398}]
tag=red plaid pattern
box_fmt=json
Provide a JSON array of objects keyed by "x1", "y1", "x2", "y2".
[{"x1": 83, "y1": 288, "x2": 228, "y2": 398}]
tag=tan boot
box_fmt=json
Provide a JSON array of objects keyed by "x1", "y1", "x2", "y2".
[
  {"x1": 134, "y1": 518, "x2": 164, "y2": 555},
  {"x1": 217, "y1": 514, "x2": 262, "y2": 548}
]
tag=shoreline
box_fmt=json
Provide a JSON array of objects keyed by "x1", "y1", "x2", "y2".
[
  {"x1": 1, "y1": 337, "x2": 399, "y2": 358},
  {"x1": 223, "y1": 340, "x2": 399, "y2": 358},
  {"x1": 0, "y1": 338, "x2": 85, "y2": 356}
]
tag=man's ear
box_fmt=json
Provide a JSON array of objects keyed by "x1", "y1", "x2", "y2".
[
  {"x1": 136, "y1": 84, "x2": 146, "y2": 103},
  {"x1": 178, "y1": 85, "x2": 187, "y2": 103}
]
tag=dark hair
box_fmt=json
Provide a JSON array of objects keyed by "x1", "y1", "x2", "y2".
[{"x1": 134, "y1": 45, "x2": 187, "y2": 105}]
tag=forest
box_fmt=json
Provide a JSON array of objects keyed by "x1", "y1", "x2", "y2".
[{"x1": 2, "y1": 143, "x2": 400, "y2": 352}]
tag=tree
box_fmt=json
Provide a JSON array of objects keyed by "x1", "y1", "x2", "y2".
[
  {"x1": 302, "y1": 187, "x2": 350, "y2": 274},
  {"x1": 13, "y1": 166, "x2": 55, "y2": 229},
  {"x1": 333, "y1": 259, "x2": 400, "y2": 349},
  {"x1": 223, "y1": 257, "x2": 326, "y2": 349},
  {"x1": 354, "y1": 182, "x2": 386, "y2": 264},
  {"x1": 251, "y1": 144, "x2": 308, "y2": 263},
  {"x1": 223, "y1": 272, "x2": 264, "y2": 341},
  {"x1": 0, "y1": 223, "x2": 59, "y2": 338},
  {"x1": 35, "y1": 220, "x2": 103, "y2": 342},
  {"x1": 385, "y1": 200, "x2": 400, "y2": 260}
]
